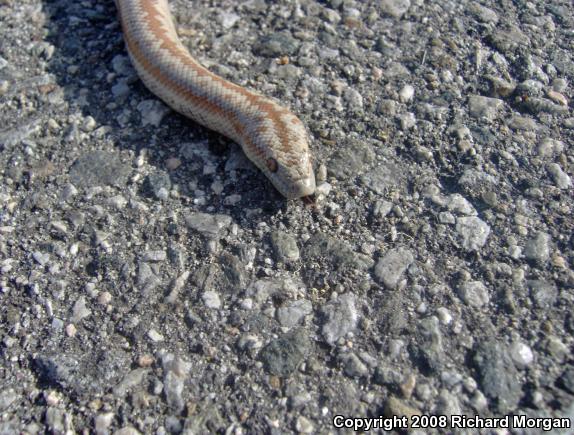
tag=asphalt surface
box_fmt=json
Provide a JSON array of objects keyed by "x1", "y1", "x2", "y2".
[{"x1": 0, "y1": 0, "x2": 573, "y2": 433}]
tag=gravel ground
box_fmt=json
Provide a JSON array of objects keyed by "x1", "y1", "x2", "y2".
[{"x1": 1, "y1": 0, "x2": 573, "y2": 433}]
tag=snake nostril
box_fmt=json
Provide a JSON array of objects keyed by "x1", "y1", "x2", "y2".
[{"x1": 266, "y1": 157, "x2": 278, "y2": 173}]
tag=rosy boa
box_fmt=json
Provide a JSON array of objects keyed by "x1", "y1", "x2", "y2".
[{"x1": 115, "y1": 0, "x2": 316, "y2": 199}]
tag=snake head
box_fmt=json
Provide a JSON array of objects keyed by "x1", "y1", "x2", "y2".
[
  {"x1": 244, "y1": 108, "x2": 316, "y2": 199},
  {"x1": 263, "y1": 147, "x2": 316, "y2": 199}
]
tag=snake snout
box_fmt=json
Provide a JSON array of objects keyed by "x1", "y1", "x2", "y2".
[{"x1": 281, "y1": 172, "x2": 316, "y2": 199}]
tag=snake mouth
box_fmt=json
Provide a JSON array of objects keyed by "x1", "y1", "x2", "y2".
[{"x1": 280, "y1": 174, "x2": 316, "y2": 200}]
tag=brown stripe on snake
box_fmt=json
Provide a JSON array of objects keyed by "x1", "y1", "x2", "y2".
[
  {"x1": 136, "y1": 0, "x2": 294, "y2": 156},
  {"x1": 116, "y1": 0, "x2": 315, "y2": 198}
]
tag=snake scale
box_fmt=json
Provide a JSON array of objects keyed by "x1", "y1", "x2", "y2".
[{"x1": 115, "y1": 0, "x2": 316, "y2": 199}]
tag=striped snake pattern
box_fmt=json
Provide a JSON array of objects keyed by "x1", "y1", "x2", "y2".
[{"x1": 115, "y1": 0, "x2": 316, "y2": 199}]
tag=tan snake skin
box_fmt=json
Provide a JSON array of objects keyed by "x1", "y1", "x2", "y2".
[{"x1": 115, "y1": 0, "x2": 316, "y2": 199}]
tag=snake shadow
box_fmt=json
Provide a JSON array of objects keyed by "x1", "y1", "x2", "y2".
[{"x1": 41, "y1": 0, "x2": 288, "y2": 216}]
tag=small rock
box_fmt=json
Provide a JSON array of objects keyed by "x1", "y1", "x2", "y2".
[
  {"x1": 71, "y1": 297, "x2": 91, "y2": 323},
  {"x1": 457, "y1": 281, "x2": 489, "y2": 308},
  {"x1": 456, "y1": 216, "x2": 490, "y2": 251},
  {"x1": 374, "y1": 247, "x2": 414, "y2": 289},
  {"x1": 95, "y1": 412, "x2": 115, "y2": 435},
  {"x1": 254, "y1": 32, "x2": 299, "y2": 57},
  {"x1": 383, "y1": 396, "x2": 421, "y2": 420},
  {"x1": 295, "y1": 416, "x2": 314, "y2": 434},
  {"x1": 259, "y1": 329, "x2": 310, "y2": 376},
  {"x1": 276, "y1": 299, "x2": 313, "y2": 328},
  {"x1": 558, "y1": 368, "x2": 574, "y2": 394},
  {"x1": 145, "y1": 171, "x2": 171, "y2": 200},
  {"x1": 341, "y1": 353, "x2": 369, "y2": 378},
  {"x1": 113, "y1": 368, "x2": 149, "y2": 397},
  {"x1": 524, "y1": 232, "x2": 551, "y2": 264},
  {"x1": 399, "y1": 84, "x2": 414, "y2": 103},
  {"x1": 473, "y1": 340, "x2": 521, "y2": 413},
  {"x1": 184, "y1": 212, "x2": 233, "y2": 239},
  {"x1": 509, "y1": 342, "x2": 534, "y2": 369},
  {"x1": 321, "y1": 293, "x2": 358, "y2": 344},
  {"x1": 527, "y1": 280, "x2": 558, "y2": 308},
  {"x1": 137, "y1": 99, "x2": 170, "y2": 127},
  {"x1": 507, "y1": 115, "x2": 538, "y2": 131},
  {"x1": 379, "y1": 0, "x2": 411, "y2": 18},
  {"x1": 468, "y1": 95, "x2": 503, "y2": 120},
  {"x1": 147, "y1": 329, "x2": 164, "y2": 342},
  {"x1": 202, "y1": 291, "x2": 221, "y2": 309},
  {"x1": 270, "y1": 231, "x2": 300, "y2": 262},
  {"x1": 69, "y1": 151, "x2": 131, "y2": 188},
  {"x1": 360, "y1": 163, "x2": 402, "y2": 194},
  {"x1": 546, "y1": 163, "x2": 572, "y2": 189}
]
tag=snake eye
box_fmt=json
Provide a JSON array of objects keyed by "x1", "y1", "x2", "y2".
[{"x1": 266, "y1": 158, "x2": 278, "y2": 173}]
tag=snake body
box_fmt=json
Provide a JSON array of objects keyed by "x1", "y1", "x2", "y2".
[{"x1": 115, "y1": 0, "x2": 316, "y2": 199}]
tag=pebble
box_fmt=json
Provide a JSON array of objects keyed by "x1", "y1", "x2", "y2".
[
  {"x1": 112, "y1": 368, "x2": 149, "y2": 397},
  {"x1": 305, "y1": 233, "x2": 373, "y2": 272},
  {"x1": 270, "y1": 230, "x2": 300, "y2": 262},
  {"x1": 537, "y1": 138, "x2": 564, "y2": 157},
  {"x1": 379, "y1": 0, "x2": 411, "y2": 18},
  {"x1": 145, "y1": 171, "x2": 171, "y2": 200},
  {"x1": 106, "y1": 194, "x2": 128, "y2": 209},
  {"x1": 457, "y1": 281, "x2": 489, "y2": 308},
  {"x1": 65, "y1": 324, "x2": 77, "y2": 337},
  {"x1": 509, "y1": 341, "x2": 534, "y2": 369},
  {"x1": 455, "y1": 216, "x2": 491, "y2": 251},
  {"x1": 69, "y1": 151, "x2": 131, "y2": 188},
  {"x1": 436, "y1": 390, "x2": 462, "y2": 417},
  {"x1": 469, "y1": 3, "x2": 499, "y2": 23},
  {"x1": 71, "y1": 297, "x2": 91, "y2": 323},
  {"x1": 295, "y1": 416, "x2": 314, "y2": 434},
  {"x1": 544, "y1": 335, "x2": 569, "y2": 363},
  {"x1": 343, "y1": 87, "x2": 364, "y2": 111},
  {"x1": 374, "y1": 247, "x2": 414, "y2": 289},
  {"x1": 398, "y1": 84, "x2": 414, "y2": 103},
  {"x1": 341, "y1": 353, "x2": 369, "y2": 378},
  {"x1": 417, "y1": 316, "x2": 444, "y2": 371},
  {"x1": 446, "y1": 194, "x2": 476, "y2": 216},
  {"x1": 473, "y1": 340, "x2": 522, "y2": 412},
  {"x1": 137, "y1": 99, "x2": 170, "y2": 127},
  {"x1": 468, "y1": 95, "x2": 503, "y2": 120},
  {"x1": 399, "y1": 112, "x2": 417, "y2": 131},
  {"x1": 95, "y1": 412, "x2": 114, "y2": 435},
  {"x1": 383, "y1": 396, "x2": 421, "y2": 421},
  {"x1": 259, "y1": 329, "x2": 310, "y2": 376},
  {"x1": 217, "y1": 11, "x2": 240, "y2": 29},
  {"x1": 507, "y1": 115, "x2": 539, "y2": 131},
  {"x1": 147, "y1": 329, "x2": 164, "y2": 342},
  {"x1": 524, "y1": 232, "x2": 551, "y2": 263},
  {"x1": 320, "y1": 293, "x2": 358, "y2": 344},
  {"x1": 436, "y1": 307, "x2": 453, "y2": 325},
  {"x1": 111, "y1": 55, "x2": 133, "y2": 76},
  {"x1": 527, "y1": 280, "x2": 558, "y2": 308},
  {"x1": 546, "y1": 162, "x2": 572, "y2": 189},
  {"x1": 184, "y1": 212, "x2": 233, "y2": 239},
  {"x1": 559, "y1": 368, "x2": 574, "y2": 394},
  {"x1": 142, "y1": 250, "x2": 167, "y2": 262},
  {"x1": 202, "y1": 290, "x2": 221, "y2": 309},
  {"x1": 45, "y1": 408, "x2": 66, "y2": 434},
  {"x1": 162, "y1": 354, "x2": 190, "y2": 413},
  {"x1": 254, "y1": 32, "x2": 299, "y2": 57},
  {"x1": 0, "y1": 389, "x2": 18, "y2": 412},
  {"x1": 81, "y1": 116, "x2": 97, "y2": 132},
  {"x1": 360, "y1": 163, "x2": 401, "y2": 194},
  {"x1": 276, "y1": 299, "x2": 313, "y2": 328}
]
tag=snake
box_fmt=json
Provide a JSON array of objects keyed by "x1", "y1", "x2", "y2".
[{"x1": 115, "y1": 0, "x2": 316, "y2": 199}]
